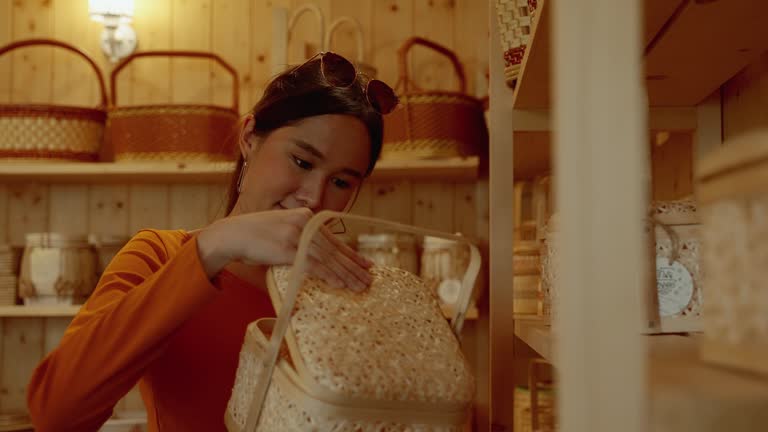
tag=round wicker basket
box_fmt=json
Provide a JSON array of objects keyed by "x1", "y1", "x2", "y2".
[
  {"x1": 0, "y1": 39, "x2": 107, "y2": 162},
  {"x1": 108, "y1": 50, "x2": 240, "y2": 162}
]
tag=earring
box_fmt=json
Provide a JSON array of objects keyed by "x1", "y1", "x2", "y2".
[{"x1": 237, "y1": 160, "x2": 248, "y2": 193}]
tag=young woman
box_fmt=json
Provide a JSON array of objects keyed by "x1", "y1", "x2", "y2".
[{"x1": 26, "y1": 52, "x2": 398, "y2": 431}]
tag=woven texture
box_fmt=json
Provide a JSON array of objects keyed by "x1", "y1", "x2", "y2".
[
  {"x1": 701, "y1": 197, "x2": 768, "y2": 345},
  {"x1": 109, "y1": 105, "x2": 238, "y2": 162},
  {"x1": 0, "y1": 107, "x2": 104, "y2": 161},
  {"x1": 226, "y1": 265, "x2": 474, "y2": 431},
  {"x1": 271, "y1": 265, "x2": 474, "y2": 403},
  {"x1": 227, "y1": 320, "x2": 465, "y2": 432},
  {"x1": 495, "y1": 0, "x2": 536, "y2": 88}
]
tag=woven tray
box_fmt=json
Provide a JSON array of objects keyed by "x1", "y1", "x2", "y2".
[{"x1": 0, "y1": 39, "x2": 107, "y2": 161}]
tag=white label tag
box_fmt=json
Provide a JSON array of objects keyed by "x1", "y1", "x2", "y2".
[{"x1": 656, "y1": 256, "x2": 694, "y2": 317}]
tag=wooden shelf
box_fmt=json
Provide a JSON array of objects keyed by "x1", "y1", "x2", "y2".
[
  {"x1": 0, "y1": 304, "x2": 479, "y2": 320},
  {"x1": 0, "y1": 305, "x2": 81, "y2": 317},
  {"x1": 514, "y1": 318, "x2": 554, "y2": 364},
  {"x1": 513, "y1": 321, "x2": 768, "y2": 431},
  {"x1": 511, "y1": 0, "x2": 768, "y2": 109},
  {"x1": 0, "y1": 157, "x2": 479, "y2": 184}
]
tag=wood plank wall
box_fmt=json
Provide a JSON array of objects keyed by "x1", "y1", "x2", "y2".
[{"x1": 0, "y1": 0, "x2": 491, "y2": 426}]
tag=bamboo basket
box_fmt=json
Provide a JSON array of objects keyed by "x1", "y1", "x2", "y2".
[
  {"x1": 108, "y1": 51, "x2": 240, "y2": 162},
  {"x1": 495, "y1": 0, "x2": 537, "y2": 89},
  {"x1": 0, "y1": 39, "x2": 107, "y2": 161},
  {"x1": 383, "y1": 37, "x2": 487, "y2": 161},
  {"x1": 226, "y1": 212, "x2": 480, "y2": 431},
  {"x1": 696, "y1": 133, "x2": 768, "y2": 376}
]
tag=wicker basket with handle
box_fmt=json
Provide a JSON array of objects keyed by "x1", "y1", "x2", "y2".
[
  {"x1": 225, "y1": 212, "x2": 480, "y2": 431},
  {"x1": 382, "y1": 37, "x2": 487, "y2": 161},
  {"x1": 108, "y1": 51, "x2": 240, "y2": 162},
  {"x1": 0, "y1": 39, "x2": 107, "y2": 161}
]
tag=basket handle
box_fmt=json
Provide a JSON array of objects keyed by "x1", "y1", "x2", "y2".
[
  {"x1": 288, "y1": 3, "x2": 326, "y2": 53},
  {"x1": 397, "y1": 36, "x2": 467, "y2": 94},
  {"x1": 324, "y1": 16, "x2": 365, "y2": 64},
  {"x1": 243, "y1": 211, "x2": 482, "y2": 431},
  {"x1": 0, "y1": 38, "x2": 108, "y2": 108},
  {"x1": 110, "y1": 50, "x2": 239, "y2": 111}
]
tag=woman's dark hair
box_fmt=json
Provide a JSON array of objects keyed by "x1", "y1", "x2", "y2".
[{"x1": 225, "y1": 57, "x2": 384, "y2": 214}]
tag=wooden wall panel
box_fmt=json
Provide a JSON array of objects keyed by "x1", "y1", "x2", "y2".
[
  {"x1": 249, "y1": 0, "x2": 285, "y2": 103},
  {"x1": 412, "y1": 0, "x2": 457, "y2": 91},
  {"x1": 288, "y1": 0, "x2": 331, "y2": 63},
  {"x1": 650, "y1": 132, "x2": 694, "y2": 201},
  {"x1": 172, "y1": 0, "x2": 213, "y2": 105},
  {"x1": 0, "y1": 318, "x2": 44, "y2": 411},
  {"x1": 371, "y1": 0, "x2": 414, "y2": 88},
  {"x1": 412, "y1": 182, "x2": 455, "y2": 232},
  {"x1": 7, "y1": 184, "x2": 49, "y2": 247},
  {"x1": 49, "y1": 185, "x2": 89, "y2": 235},
  {"x1": 0, "y1": 0, "x2": 11, "y2": 103},
  {"x1": 128, "y1": 185, "x2": 170, "y2": 234},
  {"x1": 129, "y1": 0, "x2": 173, "y2": 106},
  {"x1": 11, "y1": 0, "x2": 53, "y2": 104},
  {"x1": 329, "y1": 0, "x2": 372, "y2": 66},
  {"x1": 169, "y1": 185, "x2": 210, "y2": 230},
  {"x1": 455, "y1": 0, "x2": 489, "y2": 97},
  {"x1": 89, "y1": 185, "x2": 130, "y2": 237},
  {"x1": 52, "y1": 0, "x2": 94, "y2": 106},
  {"x1": 212, "y1": 0, "x2": 252, "y2": 114},
  {"x1": 370, "y1": 181, "x2": 412, "y2": 227}
]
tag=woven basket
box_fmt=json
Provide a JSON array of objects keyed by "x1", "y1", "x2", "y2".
[
  {"x1": 225, "y1": 212, "x2": 480, "y2": 431},
  {"x1": 0, "y1": 39, "x2": 107, "y2": 161},
  {"x1": 495, "y1": 0, "x2": 537, "y2": 89},
  {"x1": 382, "y1": 37, "x2": 487, "y2": 161},
  {"x1": 108, "y1": 51, "x2": 240, "y2": 162}
]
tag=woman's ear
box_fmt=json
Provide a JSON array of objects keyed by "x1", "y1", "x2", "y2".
[{"x1": 239, "y1": 115, "x2": 260, "y2": 160}]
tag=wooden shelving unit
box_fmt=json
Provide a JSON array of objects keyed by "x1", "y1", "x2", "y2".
[
  {"x1": 512, "y1": 0, "x2": 768, "y2": 109},
  {"x1": 491, "y1": 0, "x2": 768, "y2": 430},
  {"x1": 0, "y1": 304, "x2": 479, "y2": 321},
  {"x1": 0, "y1": 157, "x2": 479, "y2": 184}
]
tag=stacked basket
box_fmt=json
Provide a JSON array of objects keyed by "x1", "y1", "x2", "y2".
[{"x1": 0, "y1": 245, "x2": 20, "y2": 306}]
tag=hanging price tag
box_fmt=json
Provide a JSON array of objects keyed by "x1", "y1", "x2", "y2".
[{"x1": 656, "y1": 256, "x2": 694, "y2": 317}]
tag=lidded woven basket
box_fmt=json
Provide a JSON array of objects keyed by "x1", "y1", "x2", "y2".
[
  {"x1": 382, "y1": 37, "x2": 487, "y2": 161},
  {"x1": 108, "y1": 51, "x2": 240, "y2": 162},
  {"x1": 225, "y1": 212, "x2": 479, "y2": 431},
  {"x1": 0, "y1": 39, "x2": 107, "y2": 161}
]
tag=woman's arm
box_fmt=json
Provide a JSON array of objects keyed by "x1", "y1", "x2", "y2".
[{"x1": 26, "y1": 230, "x2": 219, "y2": 431}]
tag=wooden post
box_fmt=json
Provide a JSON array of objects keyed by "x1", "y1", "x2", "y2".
[
  {"x1": 552, "y1": 1, "x2": 648, "y2": 432},
  {"x1": 488, "y1": 2, "x2": 517, "y2": 429}
]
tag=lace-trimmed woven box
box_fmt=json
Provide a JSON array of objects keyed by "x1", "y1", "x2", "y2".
[
  {"x1": 226, "y1": 265, "x2": 476, "y2": 431},
  {"x1": 649, "y1": 198, "x2": 702, "y2": 333},
  {"x1": 495, "y1": 0, "x2": 537, "y2": 89},
  {"x1": 696, "y1": 133, "x2": 768, "y2": 376},
  {"x1": 0, "y1": 39, "x2": 107, "y2": 161}
]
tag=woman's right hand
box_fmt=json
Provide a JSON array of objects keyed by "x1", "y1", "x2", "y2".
[{"x1": 196, "y1": 208, "x2": 373, "y2": 291}]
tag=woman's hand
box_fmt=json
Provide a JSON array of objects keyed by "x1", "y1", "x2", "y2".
[{"x1": 196, "y1": 208, "x2": 373, "y2": 291}]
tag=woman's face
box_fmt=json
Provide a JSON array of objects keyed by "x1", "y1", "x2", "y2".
[{"x1": 233, "y1": 114, "x2": 372, "y2": 215}]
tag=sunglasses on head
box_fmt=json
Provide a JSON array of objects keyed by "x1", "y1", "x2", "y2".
[{"x1": 296, "y1": 52, "x2": 399, "y2": 115}]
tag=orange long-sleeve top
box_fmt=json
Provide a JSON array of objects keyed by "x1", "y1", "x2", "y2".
[{"x1": 27, "y1": 229, "x2": 275, "y2": 431}]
